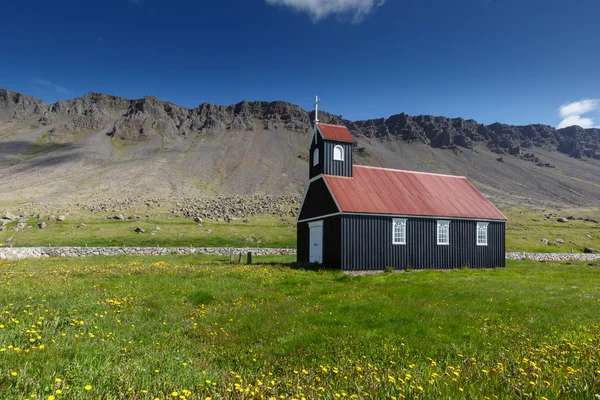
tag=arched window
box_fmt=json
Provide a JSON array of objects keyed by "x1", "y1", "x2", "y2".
[
  {"x1": 313, "y1": 148, "x2": 319, "y2": 166},
  {"x1": 333, "y1": 145, "x2": 344, "y2": 161}
]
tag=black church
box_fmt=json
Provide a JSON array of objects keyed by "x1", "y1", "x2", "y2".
[{"x1": 296, "y1": 122, "x2": 507, "y2": 271}]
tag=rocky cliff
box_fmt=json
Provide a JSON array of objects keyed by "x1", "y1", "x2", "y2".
[
  {"x1": 2, "y1": 88, "x2": 600, "y2": 207},
  {"x1": 2, "y1": 88, "x2": 599, "y2": 161}
]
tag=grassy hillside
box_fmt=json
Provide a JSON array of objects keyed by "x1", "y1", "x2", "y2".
[{"x1": 1, "y1": 257, "x2": 600, "y2": 399}]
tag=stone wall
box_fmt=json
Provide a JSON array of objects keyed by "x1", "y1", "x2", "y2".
[
  {"x1": 506, "y1": 252, "x2": 600, "y2": 262},
  {"x1": 2, "y1": 248, "x2": 598, "y2": 263},
  {"x1": 0, "y1": 246, "x2": 296, "y2": 261}
]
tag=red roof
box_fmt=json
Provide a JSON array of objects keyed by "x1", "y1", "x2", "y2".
[
  {"x1": 324, "y1": 166, "x2": 507, "y2": 220},
  {"x1": 317, "y1": 123, "x2": 355, "y2": 143}
]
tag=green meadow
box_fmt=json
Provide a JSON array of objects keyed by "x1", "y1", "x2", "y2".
[
  {"x1": 1, "y1": 256, "x2": 600, "y2": 399},
  {"x1": 1, "y1": 207, "x2": 599, "y2": 253},
  {"x1": 503, "y1": 207, "x2": 600, "y2": 252},
  {"x1": 0, "y1": 212, "x2": 297, "y2": 249}
]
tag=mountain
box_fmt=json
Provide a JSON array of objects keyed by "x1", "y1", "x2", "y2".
[{"x1": 1, "y1": 88, "x2": 600, "y2": 208}]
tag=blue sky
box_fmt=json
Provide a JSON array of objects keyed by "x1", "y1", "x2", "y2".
[{"x1": 1, "y1": 0, "x2": 599, "y2": 127}]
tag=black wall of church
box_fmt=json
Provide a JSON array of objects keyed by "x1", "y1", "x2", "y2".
[
  {"x1": 339, "y1": 215, "x2": 505, "y2": 271},
  {"x1": 297, "y1": 222, "x2": 309, "y2": 264},
  {"x1": 297, "y1": 216, "x2": 342, "y2": 267},
  {"x1": 323, "y1": 141, "x2": 353, "y2": 177},
  {"x1": 309, "y1": 133, "x2": 323, "y2": 179},
  {"x1": 298, "y1": 178, "x2": 339, "y2": 221},
  {"x1": 309, "y1": 133, "x2": 353, "y2": 178}
]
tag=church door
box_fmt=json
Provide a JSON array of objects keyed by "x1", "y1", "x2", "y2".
[{"x1": 309, "y1": 220, "x2": 323, "y2": 263}]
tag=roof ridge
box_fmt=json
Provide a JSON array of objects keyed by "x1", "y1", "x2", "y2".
[{"x1": 353, "y1": 165, "x2": 466, "y2": 179}]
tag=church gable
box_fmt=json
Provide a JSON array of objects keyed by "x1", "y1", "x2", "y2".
[{"x1": 297, "y1": 177, "x2": 340, "y2": 221}]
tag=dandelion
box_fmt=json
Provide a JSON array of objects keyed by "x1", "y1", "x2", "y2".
[
  {"x1": 11, "y1": 372, "x2": 17, "y2": 377},
  {"x1": 85, "y1": 385, "x2": 92, "y2": 391},
  {"x1": 48, "y1": 397, "x2": 55, "y2": 400},
  {"x1": 55, "y1": 390, "x2": 62, "y2": 394}
]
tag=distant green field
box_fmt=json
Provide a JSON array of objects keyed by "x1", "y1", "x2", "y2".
[
  {"x1": 1, "y1": 257, "x2": 599, "y2": 399},
  {"x1": 1, "y1": 206, "x2": 599, "y2": 254},
  {"x1": 0, "y1": 212, "x2": 297, "y2": 249},
  {"x1": 504, "y1": 207, "x2": 600, "y2": 252}
]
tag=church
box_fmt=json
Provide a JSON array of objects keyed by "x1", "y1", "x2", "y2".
[{"x1": 296, "y1": 103, "x2": 507, "y2": 271}]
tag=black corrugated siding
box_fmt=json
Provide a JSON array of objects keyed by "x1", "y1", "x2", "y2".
[
  {"x1": 297, "y1": 222, "x2": 309, "y2": 263},
  {"x1": 323, "y1": 216, "x2": 342, "y2": 267},
  {"x1": 309, "y1": 132, "x2": 353, "y2": 179},
  {"x1": 323, "y1": 141, "x2": 353, "y2": 177},
  {"x1": 296, "y1": 216, "x2": 342, "y2": 266},
  {"x1": 340, "y1": 214, "x2": 505, "y2": 271},
  {"x1": 309, "y1": 133, "x2": 323, "y2": 179},
  {"x1": 298, "y1": 178, "x2": 339, "y2": 221}
]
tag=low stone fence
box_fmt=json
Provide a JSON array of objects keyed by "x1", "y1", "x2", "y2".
[
  {"x1": 506, "y1": 252, "x2": 600, "y2": 262},
  {"x1": 1, "y1": 248, "x2": 597, "y2": 263},
  {"x1": 0, "y1": 246, "x2": 296, "y2": 261}
]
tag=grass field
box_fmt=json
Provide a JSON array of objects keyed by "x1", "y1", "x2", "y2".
[
  {"x1": 1, "y1": 256, "x2": 600, "y2": 399},
  {"x1": 503, "y1": 207, "x2": 600, "y2": 252},
  {"x1": 0, "y1": 212, "x2": 297, "y2": 249},
  {"x1": 2, "y1": 206, "x2": 599, "y2": 253}
]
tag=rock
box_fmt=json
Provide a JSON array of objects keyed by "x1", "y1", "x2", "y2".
[
  {"x1": 78, "y1": 223, "x2": 86, "y2": 228},
  {"x1": 555, "y1": 238, "x2": 565, "y2": 244},
  {"x1": 112, "y1": 214, "x2": 125, "y2": 220},
  {"x1": 587, "y1": 235, "x2": 593, "y2": 239},
  {"x1": 243, "y1": 218, "x2": 249, "y2": 223},
  {"x1": 540, "y1": 238, "x2": 549, "y2": 245},
  {"x1": 15, "y1": 222, "x2": 26, "y2": 232},
  {"x1": 557, "y1": 218, "x2": 568, "y2": 223},
  {"x1": 178, "y1": 233, "x2": 184, "y2": 238},
  {"x1": 57, "y1": 215, "x2": 66, "y2": 222},
  {"x1": 6, "y1": 236, "x2": 14, "y2": 244},
  {"x1": 134, "y1": 227, "x2": 145, "y2": 233},
  {"x1": 49, "y1": 215, "x2": 56, "y2": 222},
  {"x1": 38, "y1": 221, "x2": 47, "y2": 229},
  {"x1": 584, "y1": 248, "x2": 599, "y2": 254},
  {"x1": 2, "y1": 212, "x2": 16, "y2": 221},
  {"x1": 155, "y1": 226, "x2": 161, "y2": 231},
  {"x1": 194, "y1": 216, "x2": 203, "y2": 224},
  {"x1": 36, "y1": 213, "x2": 44, "y2": 219}
]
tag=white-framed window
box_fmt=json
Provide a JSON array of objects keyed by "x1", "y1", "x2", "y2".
[
  {"x1": 392, "y1": 218, "x2": 407, "y2": 245},
  {"x1": 477, "y1": 222, "x2": 488, "y2": 246},
  {"x1": 313, "y1": 148, "x2": 319, "y2": 166},
  {"x1": 333, "y1": 145, "x2": 344, "y2": 161},
  {"x1": 437, "y1": 220, "x2": 450, "y2": 245}
]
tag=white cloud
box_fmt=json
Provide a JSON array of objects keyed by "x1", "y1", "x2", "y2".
[
  {"x1": 32, "y1": 79, "x2": 70, "y2": 95},
  {"x1": 559, "y1": 99, "x2": 599, "y2": 119},
  {"x1": 265, "y1": 0, "x2": 386, "y2": 22},
  {"x1": 557, "y1": 99, "x2": 600, "y2": 129}
]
